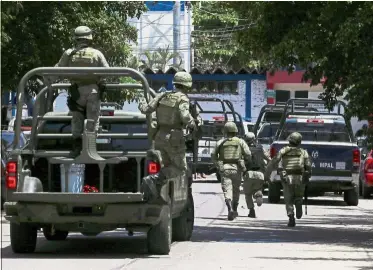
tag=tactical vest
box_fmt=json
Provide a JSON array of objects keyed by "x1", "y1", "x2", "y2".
[
  {"x1": 156, "y1": 92, "x2": 183, "y2": 128},
  {"x1": 282, "y1": 147, "x2": 305, "y2": 175},
  {"x1": 68, "y1": 47, "x2": 100, "y2": 84},
  {"x1": 248, "y1": 144, "x2": 267, "y2": 172},
  {"x1": 219, "y1": 137, "x2": 242, "y2": 163}
]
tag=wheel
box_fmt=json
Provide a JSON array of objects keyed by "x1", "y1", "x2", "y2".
[
  {"x1": 362, "y1": 183, "x2": 371, "y2": 199},
  {"x1": 344, "y1": 188, "x2": 359, "y2": 206},
  {"x1": 147, "y1": 199, "x2": 172, "y2": 255},
  {"x1": 10, "y1": 222, "x2": 37, "y2": 253},
  {"x1": 172, "y1": 190, "x2": 194, "y2": 241},
  {"x1": 43, "y1": 225, "x2": 69, "y2": 241},
  {"x1": 359, "y1": 178, "x2": 363, "y2": 196},
  {"x1": 216, "y1": 172, "x2": 222, "y2": 183},
  {"x1": 268, "y1": 182, "x2": 281, "y2": 203}
]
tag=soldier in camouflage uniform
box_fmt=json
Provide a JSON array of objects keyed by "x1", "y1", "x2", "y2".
[
  {"x1": 138, "y1": 72, "x2": 196, "y2": 200},
  {"x1": 55, "y1": 26, "x2": 109, "y2": 157},
  {"x1": 265, "y1": 132, "x2": 312, "y2": 227},
  {"x1": 211, "y1": 122, "x2": 251, "y2": 220},
  {"x1": 243, "y1": 132, "x2": 271, "y2": 218}
]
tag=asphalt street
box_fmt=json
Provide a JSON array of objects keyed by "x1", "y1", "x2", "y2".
[{"x1": 1, "y1": 178, "x2": 373, "y2": 270}]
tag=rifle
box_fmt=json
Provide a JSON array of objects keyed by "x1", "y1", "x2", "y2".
[{"x1": 188, "y1": 102, "x2": 201, "y2": 179}]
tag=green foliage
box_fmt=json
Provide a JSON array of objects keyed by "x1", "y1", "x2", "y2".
[
  {"x1": 192, "y1": 1, "x2": 255, "y2": 71},
  {"x1": 139, "y1": 45, "x2": 183, "y2": 71},
  {"x1": 226, "y1": 1, "x2": 373, "y2": 120},
  {"x1": 1, "y1": 1, "x2": 147, "y2": 105},
  {"x1": 104, "y1": 76, "x2": 143, "y2": 107}
]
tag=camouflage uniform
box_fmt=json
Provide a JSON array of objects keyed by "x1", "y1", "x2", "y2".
[
  {"x1": 138, "y1": 72, "x2": 196, "y2": 200},
  {"x1": 211, "y1": 122, "x2": 251, "y2": 220},
  {"x1": 55, "y1": 26, "x2": 109, "y2": 157},
  {"x1": 265, "y1": 132, "x2": 312, "y2": 227},
  {"x1": 243, "y1": 132, "x2": 271, "y2": 218}
]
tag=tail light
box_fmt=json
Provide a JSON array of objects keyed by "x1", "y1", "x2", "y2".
[
  {"x1": 365, "y1": 159, "x2": 373, "y2": 173},
  {"x1": 6, "y1": 161, "x2": 17, "y2": 189},
  {"x1": 352, "y1": 149, "x2": 360, "y2": 167},
  {"x1": 307, "y1": 119, "x2": 324, "y2": 124},
  {"x1": 147, "y1": 161, "x2": 160, "y2": 174},
  {"x1": 270, "y1": 146, "x2": 277, "y2": 158}
]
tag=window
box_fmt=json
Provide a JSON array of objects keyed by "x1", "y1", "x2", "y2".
[
  {"x1": 191, "y1": 80, "x2": 238, "y2": 94},
  {"x1": 276, "y1": 90, "x2": 290, "y2": 103},
  {"x1": 295, "y1": 91, "x2": 308, "y2": 98}
]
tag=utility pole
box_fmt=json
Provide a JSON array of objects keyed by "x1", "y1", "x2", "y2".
[{"x1": 173, "y1": 1, "x2": 180, "y2": 66}]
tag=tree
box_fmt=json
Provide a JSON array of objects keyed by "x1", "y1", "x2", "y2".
[
  {"x1": 1, "y1": 1, "x2": 147, "y2": 105},
  {"x1": 191, "y1": 1, "x2": 257, "y2": 71},
  {"x1": 226, "y1": 1, "x2": 373, "y2": 122},
  {"x1": 139, "y1": 45, "x2": 183, "y2": 72}
]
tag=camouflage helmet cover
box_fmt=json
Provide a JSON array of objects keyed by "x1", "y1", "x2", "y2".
[
  {"x1": 244, "y1": 132, "x2": 256, "y2": 144},
  {"x1": 287, "y1": 132, "x2": 302, "y2": 145},
  {"x1": 173, "y1": 72, "x2": 193, "y2": 88},
  {"x1": 74, "y1": 26, "x2": 93, "y2": 40},
  {"x1": 224, "y1": 121, "x2": 238, "y2": 133}
]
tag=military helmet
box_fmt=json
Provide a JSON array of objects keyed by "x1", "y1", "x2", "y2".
[
  {"x1": 173, "y1": 72, "x2": 193, "y2": 88},
  {"x1": 287, "y1": 132, "x2": 302, "y2": 146},
  {"x1": 224, "y1": 122, "x2": 238, "y2": 133},
  {"x1": 244, "y1": 132, "x2": 256, "y2": 144},
  {"x1": 74, "y1": 26, "x2": 93, "y2": 40}
]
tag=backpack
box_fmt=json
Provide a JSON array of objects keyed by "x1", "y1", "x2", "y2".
[{"x1": 248, "y1": 144, "x2": 267, "y2": 172}]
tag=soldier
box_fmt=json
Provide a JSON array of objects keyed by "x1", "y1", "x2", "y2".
[
  {"x1": 138, "y1": 72, "x2": 197, "y2": 200},
  {"x1": 55, "y1": 26, "x2": 109, "y2": 157},
  {"x1": 243, "y1": 132, "x2": 271, "y2": 218},
  {"x1": 265, "y1": 132, "x2": 312, "y2": 227},
  {"x1": 211, "y1": 122, "x2": 251, "y2": 220}
]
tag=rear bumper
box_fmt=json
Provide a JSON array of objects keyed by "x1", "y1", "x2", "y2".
[
  {"x1": 4, "y1": 192, "x2": 164, "y2": 227},
  {"x1": 270, "y1": 171, "x2": 359, "y2": 189}
]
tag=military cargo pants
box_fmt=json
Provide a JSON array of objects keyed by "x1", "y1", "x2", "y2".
[
  {"x1": 221, "y1": 167, "x2": 242, "y2": 204},
  {"x1": 71, "y1": 84, "x2": 100, "y2": 139},
  {"x1": 243, "y1": 171, "x2": 264, "y2": 209},
  {"x1": 282, "y1": 177, "x2": 305, "y2": 216},
  {"x1": 154, "y1": 129, "x2": 187, "y2": 181}
]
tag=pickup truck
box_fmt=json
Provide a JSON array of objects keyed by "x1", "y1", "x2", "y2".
[
  {"x1": 268, "y1": 99, "x2": 360, "y2": 206},
  {"x1": 4, "y1": 67, "x2": 195, "y2": 255}
]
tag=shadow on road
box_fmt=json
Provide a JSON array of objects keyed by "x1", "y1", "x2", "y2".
[{"x1": 1, "y1": 230, "x2": 162, "y2": 259}]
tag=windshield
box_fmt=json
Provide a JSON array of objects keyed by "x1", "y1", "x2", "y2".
[
  {"x1": 201, "y1": 122, "x2": 225, "y2": 139},
  {"x1": 258, "y1": 124, "x2": 280, "y2": 138},
  {"x1": 279, "y1": 122, "x2": 351, "y2": 142},
  {"x1": 1, "y1": 132, "x2": 25, "y2": 149},
  {"x1": 262, "y1": 112, "x2": 283, "y2": 123}
]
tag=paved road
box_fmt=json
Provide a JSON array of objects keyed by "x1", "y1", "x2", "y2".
[{"x1": 1, "y1": 180, "x2": 373, "y2": 270}]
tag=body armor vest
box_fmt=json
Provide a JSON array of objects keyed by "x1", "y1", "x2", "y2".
[
  {"x1": 68, "y1": 47, "x2": 100, "y2": 84},
  {"x1": 219, "y1": 137, "x2": 242, "y2": 163},
  {"x1": 282, "y1": 147, "x2": 304, "y2": 174},
  {"x1": 156, "y1": 93, "x2": 182, "y2": 128}
]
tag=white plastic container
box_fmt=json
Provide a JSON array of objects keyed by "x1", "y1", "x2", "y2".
[{"x1": 60, "y1": 164, "x2": 85, "y2": 193}]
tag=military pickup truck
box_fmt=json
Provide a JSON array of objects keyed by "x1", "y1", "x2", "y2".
[
  {"x1": 4, "y1": 67, "x2": 195, "y2": 255},
  {"x1": 186, "y1": 97, "x2": 245, "y2": 182},
  {"x1": 268, "y1": 99, "x2": 360, "y2": 206}
]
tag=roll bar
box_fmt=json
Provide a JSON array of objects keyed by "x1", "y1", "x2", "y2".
[{"x1": 12, "y1": 67, "x2": 153, "y2": 150}]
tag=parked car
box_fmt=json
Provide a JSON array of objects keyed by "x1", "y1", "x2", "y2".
[{"x1": 359, "y1": 149, "x2": 373, "y2": 198}]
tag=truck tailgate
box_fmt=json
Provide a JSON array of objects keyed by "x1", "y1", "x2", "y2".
[{"x1": 271, "y1": 141, "x2": 357, "y2": 176}]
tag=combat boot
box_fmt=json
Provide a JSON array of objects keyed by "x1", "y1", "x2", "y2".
[
  {"x1": 70, "y1": 138, "x2": 82, "y2": 158},
  {"x1": 288, "y1": 214, "x2": 296, "y2": 227},
  {"x1": 295, "y1": 202, "x2": 303, "y2": 219},
  {"x1": 232, "y1": 201, "x2": 239, "y2": 219},
  {"x1": 248, "y1": 208, "x2": 256, "y2": 218},
  {"x1": 225, "y1": 199, "x2": 234, "y2": 221},
  {"x1": 141, "y1": 174, "x2": 160, "y2": 201},
  {"x1": 254, "y1": 191, "x2": 263, "y2": 207}
]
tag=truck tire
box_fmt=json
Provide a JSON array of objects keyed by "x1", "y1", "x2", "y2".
[
  {"x1": 43, "y1": 226, "x2": 69, "y2": 241},
  {"x1": 147, "y1": 200, "x2": 172, "y2": 255},
  {"x1": 361, "y1": 183, "x2": 371, "y2": 199},
  {"x1": 268, "y1": 183, "x2": 281, "y2": 204},
  {"x1": 10, "y1": 222, "x2": 37, "y2": 253},
  {"x1": 172, "y1": 190, "x2": 194, "y2": 241},
  {"x1": 344, "y1": 188, "x2": 359, "y2": 206}
]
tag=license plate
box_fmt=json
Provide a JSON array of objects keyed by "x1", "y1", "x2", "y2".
[
  {"x1": 335, "y1": 162, "x2": 346, "y2": 170},
  {"x1": 96, "y1": 138, "x2": 111, "y2": 144}
]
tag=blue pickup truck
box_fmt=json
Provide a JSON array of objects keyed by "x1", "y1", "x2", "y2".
[{"x1": 268, "y1": 99, "x2": 360, "y2": 206}]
